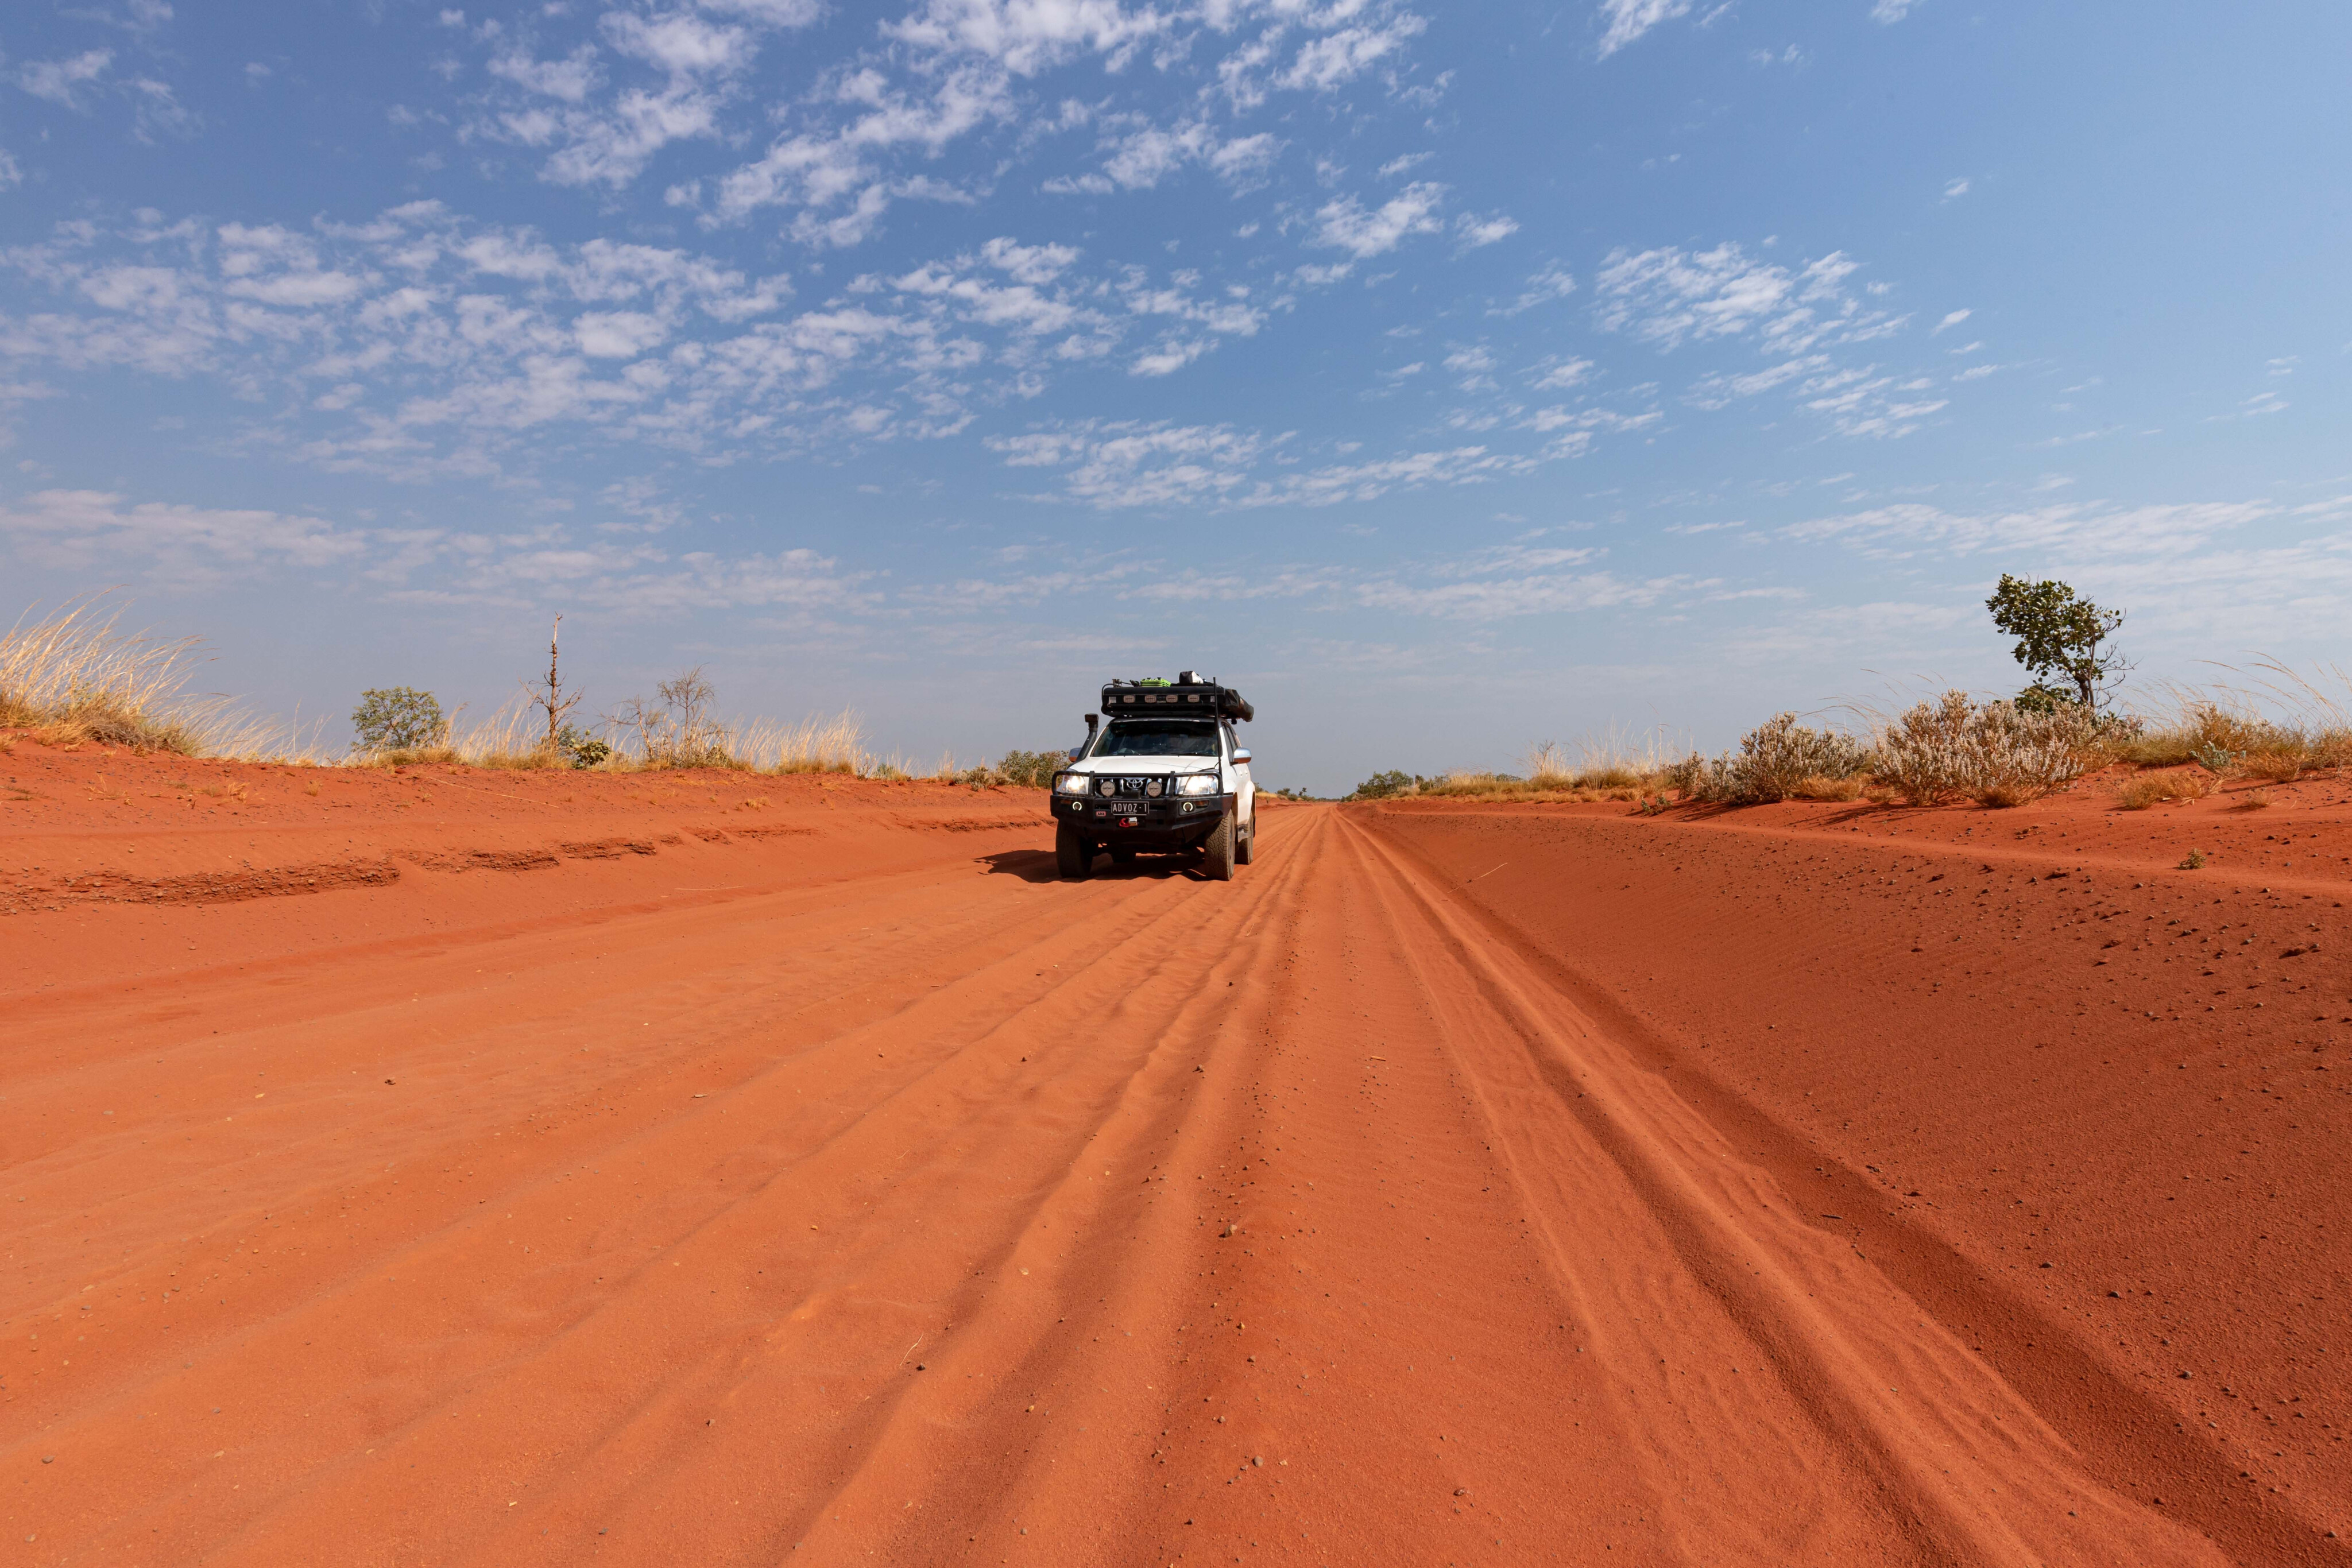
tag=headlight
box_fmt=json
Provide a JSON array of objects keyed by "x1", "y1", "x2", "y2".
[
  {"x1": 1054, "y1": 772, "x2": 1089, "y2": 795},
  {"x1": 1175, "y1": 773, "x2": 1218, "y2": 796}
]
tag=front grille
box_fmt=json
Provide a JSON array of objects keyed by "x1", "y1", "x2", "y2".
[{"x1": 1102, "y1": 775, "x2": 1166, "y2": 798}]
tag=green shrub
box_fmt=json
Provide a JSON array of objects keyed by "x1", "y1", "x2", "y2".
[
  {"x1": 1872, "y1": 691, "x2": 2100, "y2": 806},
  {"x1": 1684, "y1": 714, "x2": 1873, "y2": 804},
  {"x1": 351, "y1": 687, "x2": 446, "y2": 753},
  {"x1": 996, "y1": 749, "x2": 1069, "y2": 787},
  {"x1": 554, "y1": 722, "x2": 612, "y2": 769},
  {"x1": 1351, "y1": 769, "x2": 1417, "y2": 800}
]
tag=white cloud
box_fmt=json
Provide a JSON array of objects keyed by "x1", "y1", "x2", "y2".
[
  {"x1": 1279, "y1": 14, "x2": 1429, "y2": 91},
  {"x1": 1932, "y1": 307, "x2": 1970, "y2": 334},
  {"x1": 1454, "y1": 213, "x2": 1519, "y2": 250},
  {"x1": 488, "y1": 46, "x2": 602, "y2": 103},
  {"x1": 1786, "y1": 498, "x2": 2276, "y2": 560},
  {"x1": 980, "y1": 236, "x2": 1078, "y2": 285},
  {"x1": 602, "y1": 13, "x2": 751, "y2": 77},
  {"x1": 1595, "y1": 0, "x2": 1692, "y2": 57},
  {"x1": 124, "y1": 77, "x2": 197, "y2": 141},
  {"x1": 1313, "y1": 182, "x2": 1446, "y2": 259},
  {"x1": 2028, "y1": 427, "x2": 2122, "y2": 449},
  {"x1": 1942, "y1": 176, "x2": 1970, "y2": 200},
  {"x1": 0, "y1": 204, "x2": 1214, "y2": 474},
  {"x1": 1519, "y1": 405, "x2": 1658, "y2": 438},
  {"x1": 1496, "y1": 262, "x2": 1576, "y2": 315},
  {"x1": 1358, "y1": 568, "x2": 1680, "y2": 619},
  {"x1": 18, "y1": 50, "x2": 115, "y2": 109},
  {"x1": 1208, "y1": 132, "x2": 1281, "y2": 185},
  {"x1": 704, "y1": 65, "x2": 1009, "y2": 238},
  {"x1": 1130, "y1": 337, "x2": 1211, "y2": 376},
  {"x1": 1530, "y1": 355, "x2": 1594, "y2": 389},
  {"x1": 992, "y1": 420, "x2": 1275, "y2": 508},
  {"x1": 1871, "y1": 0, "x2": 1924, "y2": 21},
  {"x1": 1687, "y1": 354, "x2": 1829, "y2": 407},
  {"x1": 699, "y1": 0, "x2": 823, "y2": 22},
  {"x1": 0, "y1": 150, "x2": 21, "y2": 191},
  {"x1": 885, "y1": 0, "x2": 1169, "y2": 76},
  {"x1": 1799, "y1": 367, "x2": 1945, "y2": 438},
  {"x1": 0, "y1": 488, "x2": 366, "y2": 579},
  {"x1": 574, "y1": 310, "x2": 668, "y2": 358},
  {"x1": 1076, "y1": 119, "x2": 1280, "y2": 192},
  {"x1": 540, "y1": 85, "x2": 728, "y2": 188},
  {"x1": 431, "y1": 0, "x2": 1443, "y2": 262},
  {"x1": 1444, "y1": 344, "x2": 1497, "y2": 388},
  {"x1": 1595, "y1": 242, "x2": 1887, "y2": 354},
  {"x1": 991, "y1": 418, "x2": 1570, "y2": 511}
]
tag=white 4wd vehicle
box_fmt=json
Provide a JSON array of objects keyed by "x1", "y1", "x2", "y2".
[{"x1": 1049, "y1": 671, "x2": 1256, "y2": 881}]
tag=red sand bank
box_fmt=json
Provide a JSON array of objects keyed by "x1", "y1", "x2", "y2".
[{"x1": 3, "y1": 740, "x2": 2346, "y2": 1565}]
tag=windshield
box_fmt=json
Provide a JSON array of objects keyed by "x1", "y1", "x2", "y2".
[{"x1": 1092, "y1": 720, "x2": 1221, "y2": 758}]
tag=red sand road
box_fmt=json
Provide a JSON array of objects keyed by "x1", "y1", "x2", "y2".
[{"x1": 2, "y1": 741, "x2": 2347, "y2": 1565}]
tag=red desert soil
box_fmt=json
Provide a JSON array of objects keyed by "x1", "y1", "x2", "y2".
[{"x1": 3, "y1": 738, "x2": 2346, "y2": 1566}]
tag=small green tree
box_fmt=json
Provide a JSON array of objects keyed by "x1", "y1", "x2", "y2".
[
  {"x1": 1986, "y1": 574, "x2": 2126, "y2": 710},
  {"x1": 351, "y1": 687, "x2": 445, "y2": 752},
  {"x1": 1351, "y1": 769, "x2": 1415, "y2": 800}
]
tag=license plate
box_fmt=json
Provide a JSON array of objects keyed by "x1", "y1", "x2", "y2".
[{"x1": 1109, "y1": 802, "x2": 1145, "y2": 815}]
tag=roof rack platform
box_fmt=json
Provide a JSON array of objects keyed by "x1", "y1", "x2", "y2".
[{"x1": 1101, "y1": 678, "x2": 1252, "y2": 722}]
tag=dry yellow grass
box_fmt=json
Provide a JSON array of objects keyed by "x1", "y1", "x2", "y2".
[
  {"x1": 2239, "y1": 749, "x2": 2305, "y2": 783},
  {"x1": 1409, "y1": 771, "x2": 1643, "y2": 803},
  {"x1": 1, "y1": 595, "x2": 207, "y2": 752},
  {"x1": 742, "y1": 708, "x2": 870, "y2": 775},
  {"x1": 1522, "y1": 723, "x2": 1686, "y2": 792},
  {"x1": 2114, "y1": 769, "x2": 2212, "y2": 810},
  {"x1": 454, "y1": 700, "x2": 568, "y2": 769},
  {"x1": 2117, "y1": 661, "x2": 2352, "y2": 773},
  {"x1": 1, "y1": 593, "x2": 327, "y2": 760}
]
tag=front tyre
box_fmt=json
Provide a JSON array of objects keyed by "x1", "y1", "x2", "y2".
[
  {"x1": 1055, "y1": 823, "x2": 1093, "y2": 880},
  {"x1": 1202, "y1": 812, "x2": 1236, "y2": 881}
]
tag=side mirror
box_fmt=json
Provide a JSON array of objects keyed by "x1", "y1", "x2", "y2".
[
  {"x1": 1068, "y1": 748, "x2": 1082, "y2": 761},
  {"x1": 1233, "y1": 748, "x2": 1252, "y2": 764}
]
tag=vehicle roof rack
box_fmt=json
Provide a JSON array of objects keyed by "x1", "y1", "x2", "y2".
[{"x1": 1101, "y1": 677, "x2": 1252, "y2": 722}]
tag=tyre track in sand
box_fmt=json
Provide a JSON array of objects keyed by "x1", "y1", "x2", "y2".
[
  {"x1": 2, "y1": 804, "x2": 2246, "y2": 1565},
  {"x1": 7, "y1": 829, "x2": 1302, "y2": 1562},
  {"x1": 1334, "y1": 812, "x2": 2227, "y2": 1567}
]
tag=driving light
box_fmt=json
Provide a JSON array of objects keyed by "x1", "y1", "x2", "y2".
[
  {"x1": 1175, "y1": 773, "x2": 1218, "y2": 796},
  {"x1": 1145, "y1": 779, "x2": 1163, "y2": 797},
  {"x1": 1096, "y1": 777, "x2": 1117, "y2": 796},
  {"x1": 1054, "y1": 772, "x2": 1089, "y2": 795}
]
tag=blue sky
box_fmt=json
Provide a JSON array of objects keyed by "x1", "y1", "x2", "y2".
[{"x1": 2, "y1": 0, "x2": 2345, "y2": 792}]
